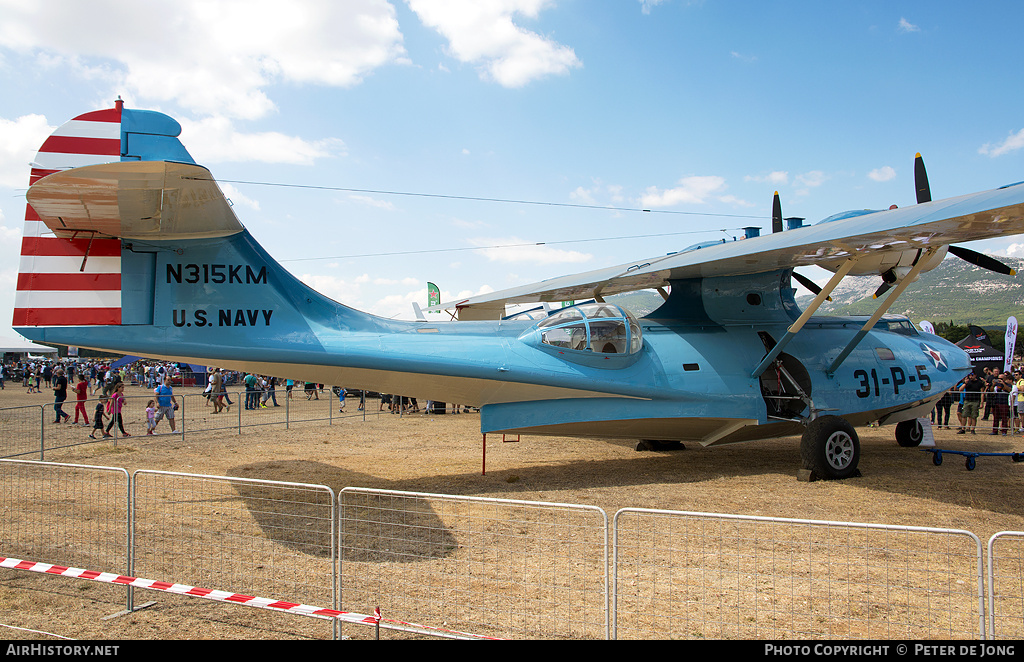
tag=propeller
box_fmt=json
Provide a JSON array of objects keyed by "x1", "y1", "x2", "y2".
[
  {"x1": 771, "y1": 191, "x2": 831, "y2": 299},
  {"x1": 910, "y1": 153, "x2": 1016, "y2": 274},
  {"x1": 772, "y1": 191, "x2": 783, "y2": 234},
  {"x1": 873, "y1": 269, "x2": 898, "y2": 299},
  {"x1": 914, "y1": 153, "x2": 931, "y2": 204},
  {"x1": 792, "y1": 271, "x2": 831, "y2": 301},
  {"x1": 947, "y1": 245, "x2": 1017, "y2": 275}
]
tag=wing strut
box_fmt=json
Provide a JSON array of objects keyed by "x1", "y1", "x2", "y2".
[
  {"x1": 750, "y1": 259, "x2": 859, "y2": 379},
  {"x1": 825, "y1": 248, "x2": 939, "y2": 376}
]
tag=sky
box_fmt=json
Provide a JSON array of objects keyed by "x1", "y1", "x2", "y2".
[{"x1": 3, "y1": 0, "x2": 1024, "y2": 335}]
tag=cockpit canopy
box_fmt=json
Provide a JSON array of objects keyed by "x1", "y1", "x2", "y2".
[{"x1": 520, "y1": 303, "x2": 643, "y2": 367}]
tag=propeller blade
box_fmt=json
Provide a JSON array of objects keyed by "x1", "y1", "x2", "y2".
[
  {"x1": 948, "y1": 245, "x2": 1017, "y2": 275},
  {"x1": 792, "y1": 271, "x2": 831, "y2": 301},
  {"x1": 873, "y1": 281, "x2": 892, "y2": 299},
  {"x1": 772, "y1": 191, "x2": 783, "y2": 234},
  {"x1": 915, "y1": 152, "x2": 931, "y2": 204}
]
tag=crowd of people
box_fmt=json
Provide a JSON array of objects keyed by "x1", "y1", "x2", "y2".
[{"x1": 932, "y1": 366, "x2": 1024, "y2": 435}]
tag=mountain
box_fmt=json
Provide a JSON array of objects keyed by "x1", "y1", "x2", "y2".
[{"x1": 794, "y1": 254, "x2": 1024, "y2": 327}]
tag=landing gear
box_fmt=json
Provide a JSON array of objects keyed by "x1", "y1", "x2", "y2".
[
  {"x1": 895, "y1": 419, "x2": 924, "y2": 447},
  {"x1": 800, "y1": 415, "x2": 860, "y2": 480}
]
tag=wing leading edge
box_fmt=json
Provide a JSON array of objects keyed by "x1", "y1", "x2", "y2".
[{"x1": 431, "y1": 182, "x2": 1024, "y2": 316}]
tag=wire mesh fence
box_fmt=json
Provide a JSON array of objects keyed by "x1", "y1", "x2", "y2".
[
  {"x1": 0, "y1": 390, "x2": 386, "y2": 460},
  {"x1": 130, "y1": 470, "x2": 337, "y2": 639},
  {"x1": 987, "y1": 531, "x2": 1024, "y2": 639},
  {"x1": 612, "y1": 509, "x2": 985, "y2": 640},
  {"x1": 0, "y1": 459, "x2": 131, "y2": 606},
  {"x1": 339, "y1": 487, "x2": 609, "y2": 640},
  {"x1": 3, "y1": 458, "x2": 1022, "y2": 640}
]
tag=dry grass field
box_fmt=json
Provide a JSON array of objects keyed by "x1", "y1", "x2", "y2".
[{"x1": 1, "y1": 382, "x2": 1023, "y2": 640}]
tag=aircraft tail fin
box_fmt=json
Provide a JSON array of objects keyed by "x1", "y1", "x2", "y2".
[{"x1": 15, "y1": 99, "x2": 200, "y2": 327}]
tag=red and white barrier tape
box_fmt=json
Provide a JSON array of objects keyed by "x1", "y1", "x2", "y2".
[{"x1": 0, "y1": 556, "x2": 377, "y2": 626}]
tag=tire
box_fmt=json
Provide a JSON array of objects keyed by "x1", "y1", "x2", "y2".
[
  {"x1": 801, "y1": 415, "x2": 861, "y2": 480},
  {"x1": 933, "y1": 452, "x2": 943, "y2": 466},
  {"x1": 895, "y1": 419, "x2": 924, "y2": 447},
  {"x1": 966, "y1": 456, "x2": 976, "y2": 471}
]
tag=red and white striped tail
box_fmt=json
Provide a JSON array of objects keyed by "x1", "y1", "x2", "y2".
[{"x1": 14, "y1": 102, "x2": 125, "y2": 326}]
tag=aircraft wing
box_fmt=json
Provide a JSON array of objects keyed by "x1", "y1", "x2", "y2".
[{"x1": 429, "y1": 181, "x2": 1024, "y2": 316}]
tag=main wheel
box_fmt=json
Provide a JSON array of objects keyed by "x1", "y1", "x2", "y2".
[
  {"x1": 801, "y1": 415, "x2": 861, "y2": 479},
  {"x1": 895, "y1": 419, "x2": 924, "y2": 447}
]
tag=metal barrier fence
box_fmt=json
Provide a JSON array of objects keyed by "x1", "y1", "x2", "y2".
[
  {"x1": 0, "y1": 390, "x2": 382, "y2": 460},
  {"x1": 4, "y1": 388, "x2": 1020, "y2": 462},
  {"x1": 338, "y1": 488, "x2": 609, "y2": 640},
  {"x1": 0, "y1": 458, "x2": 1019, "y2": 640},
  {"x1": 987, "y1": 531, "x2": 1024, "y2": 639},
  {"x1": 612, "y1": 509, "x2": 985, "y2": 640},
  {"x1": 130, "y1": 470, "x2": 337, "y2": 639},
  {"x1": 0, "y1": 460, "x2": 130, "y2": 606}
]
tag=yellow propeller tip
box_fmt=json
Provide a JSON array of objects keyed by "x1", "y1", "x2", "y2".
[
  {"x1": 915, "y1": 152, "x2": 922, "y2": 158},
  {"x1": 1012, "y1": 269, "x2": 1018, "y2": 276}
]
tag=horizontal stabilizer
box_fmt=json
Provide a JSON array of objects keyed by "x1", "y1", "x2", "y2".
[{"x1": 28, "y1": 161, "x2": 244, "y2": 240}]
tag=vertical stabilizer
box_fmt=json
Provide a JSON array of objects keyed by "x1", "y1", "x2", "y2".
[{"x1": 14, "y1": 100, "x2": 196, "y2": 327}]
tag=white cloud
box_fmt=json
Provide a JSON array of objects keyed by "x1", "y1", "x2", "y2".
[
  {"x1": 898, "y1": 18, "x2": 920, "y2": 33},
  {"x1": 980, "y1": 128, "x2": 1024, "y2": 157},
  {"x1": 0, "y1": 0, "x2": 407, "y2": 120},
  {"x1": 640, "y1": 175, "x2": 727, "y2": 207},
  {"x1": 178, "y1": 116, "x2": 345, "y2": 165},
  {"x1": 795, "y1": 170, "x2": 826, "y2": 188},
  {"x1": 348, "y1": 194, "x2": 395, "y2": 210},
  {"x1": 406, "y1": 0, "x2": 581, "y2": 88},
  {"x1": 0, "y1": 113, "x2": 55, "y2": 187},
  {"x1": 868, "y1": 166, "x2": 897, "y2": 182},
  {"x1": 219, "y1": 183, "x2": 260, "y2": 212},
  {"x1": 468, "y1": 236, "x2": 591, "y2": 264},
  {"x1": 638, "y1": 0, "x2": 666, "y2": 14},
  {"x1": 745, "y1": 171, "x2": 789, "y2": 186},
  {"x1": 1000, "y1": 242, "x2": 1024, "y2": 258}
]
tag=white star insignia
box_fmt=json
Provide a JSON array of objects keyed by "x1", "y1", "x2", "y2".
[{"x1": 922, "y1": 344, "x2": 946, "y2": 370}]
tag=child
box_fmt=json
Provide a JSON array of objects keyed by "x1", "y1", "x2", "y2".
[
  {"x1": 105, "y1": 382, "x2": 130, "y2": 437},
  {"x1": 146, "y1": 399, "x2": 157, "y2": 435},
  {"x1": 90, "y1": 396, "x2": 111, "y2": 439}
]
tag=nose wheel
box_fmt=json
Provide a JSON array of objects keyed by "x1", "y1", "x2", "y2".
[{"x1": 801, "y1": 415, "x2": 861, "y2": 480}]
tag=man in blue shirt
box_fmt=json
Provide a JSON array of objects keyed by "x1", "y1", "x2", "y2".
[{"x1": 153, "y1": 376, "x2": 179, "y2": 432}]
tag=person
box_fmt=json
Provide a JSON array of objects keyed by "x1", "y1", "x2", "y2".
[
  {"x1": 336, "y1": 386, "x2": 346, "y2": 413},
  {"x1": 105, "y1": 382, "x2": 129, "y2": 437},
  {"x1": 934, "y1": 385, "x2": 954, "y2": 429},
  {"x1": 244, "y1": 372, "x2": 258, "y2": 409},
  {"x1": 261, "y1": 376, "x2": 279, "y2": 407},
  {"x1": 90, "y1": 397, "x2": 111, "y2": 439},
  {"x1": 1016, "y1": 372, "x2": 1024, "y2": 433},
  {"x1": 959, "y1": 373, "x2": 982, "y2": 434},
  {"x1": 145, "y1": 400, "x2": 157, "y2": 435},
  {"x1": 210, "y1": 368, "x2": 226, "y2": 413},
  {"x1": 991, "y1": 373, "x2": 1013, "y2": 435},
  {"x1": 153, "y1": 376, "x2": 178, "y2": 432},
  {"x1": 204, "y1": 372, "x2": 214, "y2": 407},
  {"x1": 72, "y1": 374, "x2": 90, "y2": 425},
  {"x1": 52, "y1": 367, "x2": 70, "y2": 424}
]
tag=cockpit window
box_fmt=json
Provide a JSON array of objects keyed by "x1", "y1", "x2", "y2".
[
  {"x1": 880, "y1": 319, "x2": 919, "y2": 336},
  {"x1": 535, "y1": 303, "x2": 643, "y2": 355}
]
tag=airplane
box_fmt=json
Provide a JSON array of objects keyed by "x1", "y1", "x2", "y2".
[{"x1": 13, "y1": 101, "x2": 1024, "y2": 479}]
